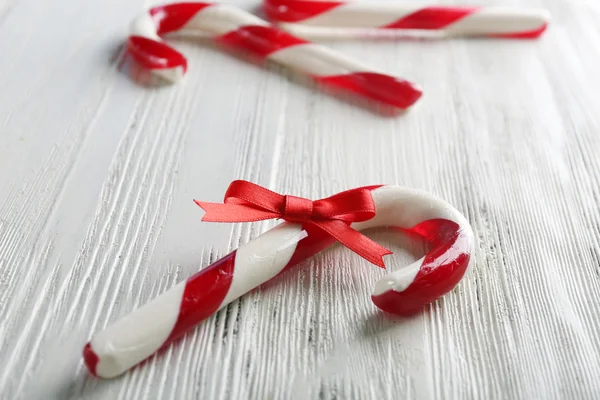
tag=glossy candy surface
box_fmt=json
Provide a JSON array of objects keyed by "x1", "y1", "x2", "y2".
[{"x1": 84, "y1": 184, "x2": 473, "y2": 378}]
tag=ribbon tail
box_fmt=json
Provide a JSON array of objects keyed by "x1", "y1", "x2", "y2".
[
  {"x1": 194, "y1": 200, "x2": 279, "y2": 222},
  {"x1": 315, "y1": 221, "x2": 392, "y2": 268}
]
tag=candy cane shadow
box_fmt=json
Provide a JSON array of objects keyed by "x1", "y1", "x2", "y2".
[
  {"x1": 115, "y1": 43, "x2": 178, "y2": 88},
  {"x1": 285, "y1": 228, "x2": 430, "y2": 398},
  {"x1": 290, "y1": 314, "x2": 424, "y2": 400},
  {"x1": 220, "y1": 44, "x2": 418, "y2": 117},
  {"x1": 20, "y1": 327, "x2": 115, "y2": 400}
]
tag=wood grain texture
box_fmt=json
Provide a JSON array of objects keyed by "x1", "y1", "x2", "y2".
[{"x1": 1, "y1": 0, "x2": 600, "y2": 398}]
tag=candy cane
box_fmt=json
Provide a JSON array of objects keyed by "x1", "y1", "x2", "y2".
[
  {"x1": 127, "y1": 3, "x2": 422, "y2": 109},
  {"x1": 264, "y1": 0, "x2": 550, "y2": 39},
  {"x1": 84, "y1": 184, "x2": 474, "y2": 378}
]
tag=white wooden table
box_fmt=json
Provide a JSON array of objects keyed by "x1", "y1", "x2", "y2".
[{"x1": 2, "y1": 0, "x2": 600, "y2": 398}]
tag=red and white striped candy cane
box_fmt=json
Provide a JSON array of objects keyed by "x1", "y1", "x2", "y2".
[
  {"x1": 127, "y1": 2, "x2": 422, "y2": 109},
  {"x1": 264, "y1": 0, "x2": 550, "y2": 39},
  {"x1": 84, "y1": 183, "x2": 474, "y2": 378}
]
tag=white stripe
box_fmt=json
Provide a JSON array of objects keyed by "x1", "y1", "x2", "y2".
[
  {"x1": 180, "y1": 4, "x2": 269, "y2": 36},
  {"x1": 372, "y1": 257, "x2": 424, "y2": 296},
  {"x1": 219, "y1": 223, "x2": 305, "y2": 307},
  {"x1": 444, "y1": 8, "x2": 550, "y2": 36},
  {"x1": 91, "y1": 281, "x2": 186, "y2": 378},
  {"x1": 267, "y1": 43, "x2": 372, "y2": 77},
  {"x1": 152, "y1": 67, "x2": 185, "y2": 83},
  {"x1": 294, "y1": 3, "x2": 416, "y2": 28},
  {"x1": 130, "y1": 12, "x2": 161, "y2": 40},
  {"x1": 353, "y1": 186, "x2": 469, "y2": 230}
]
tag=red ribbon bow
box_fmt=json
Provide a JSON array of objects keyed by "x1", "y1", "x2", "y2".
[{"x1": 194, "y1": 180, "x2": 392, "y2": 267}]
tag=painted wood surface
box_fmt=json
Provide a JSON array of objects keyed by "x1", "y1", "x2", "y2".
[{"x1": 1, "y1": 0, "x2": 600, "y2": 398}]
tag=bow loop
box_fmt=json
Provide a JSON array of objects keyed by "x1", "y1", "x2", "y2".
[
  {"x1": 312, "y1": 188, "x2": 377, "y2": 222},
  {"x1": 223, "y1": 180, "x2": 282, "y2": 212},
  {"x1": 194, "y1": 180, "x2": 391, "y2": 267}
]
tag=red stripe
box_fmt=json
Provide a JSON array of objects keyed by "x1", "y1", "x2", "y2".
[
  {"x1": 315, "y1": 72, "x2": 423, "y2": 109},
  {"x1": 216, "y1": 25, "x2": 308, "y2": 58},
  {"x1": 263, "y1": 0, "x2": 343, "y2": 23},
  {"x1": 83, "y1": 343, "x2": 99, "y2": 376},
  {"x1": 371, "y1": 219, "x2": 471, "y2": 315},
  {"x1": 384, "y1": 7, "x2": 477, "y2": 30},
  {"x1": 164, "y1": 251, "x2": 237, "y2": 344},
  {"x1": 127, "y1": 36, "x2": 187, "y2": 71},
  {"x1": 150, "y1": 2, "x2": 212, "y2": 34}
]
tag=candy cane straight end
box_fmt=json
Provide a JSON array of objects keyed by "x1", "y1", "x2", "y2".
[
  {"x1": 317, "y1": 73, "x2": 423, "y2": 110},
  {"x1": 84, "y1": 342, "x2": 125, "y2": 379}
]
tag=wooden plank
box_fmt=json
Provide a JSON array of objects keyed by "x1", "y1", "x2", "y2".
[{"x1": 1, "y1": 0, "x2": 600, "y2": 398}]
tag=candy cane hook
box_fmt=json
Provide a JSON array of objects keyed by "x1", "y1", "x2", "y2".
[
  {"x1": 84, "y1": 184, "x2": 474, "y2": 378},
  {"x1": 264, "y1": 0, "x2": 550, "y2": 39},
  {"x1": 127, "y1": 2, "x2": 422, "y2": 109}
]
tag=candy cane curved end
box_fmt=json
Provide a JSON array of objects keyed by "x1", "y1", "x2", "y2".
[
  {"x1": 128, "y1": 7, "x2": 193, "y2": 83},
  {"x1": 84, "y1": 185, "x2": 473, "y2": 378},
  {"x1": 353, "y1": 186, "x2": 473, "y2": 315}
]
